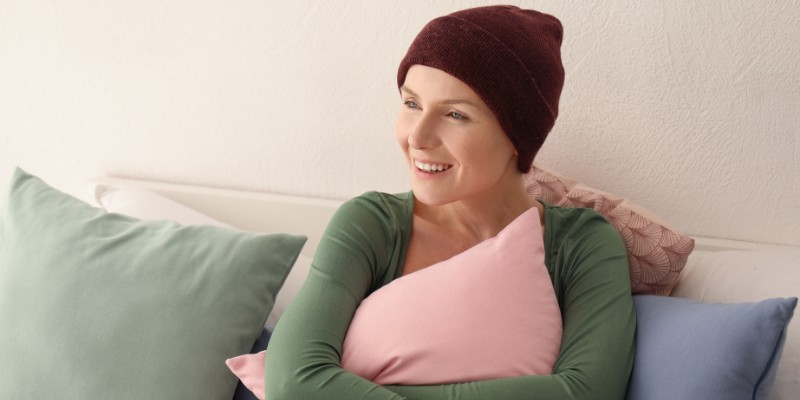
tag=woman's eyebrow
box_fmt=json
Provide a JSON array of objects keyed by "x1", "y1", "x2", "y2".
[{"x1": 400, "y1": 85, "x2": 480, "y2": 109}]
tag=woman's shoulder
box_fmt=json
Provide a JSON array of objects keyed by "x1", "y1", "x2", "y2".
[
  {"x1": 323, "y1": 191, "x2": 413, "y2": 289},
  {"x1": 347, "y1": 191, "x2": 413, "y2": 209},
  {"x1": 539, "y1": 200, "x2": 622, "y2": 246},
  {"x1": 540, "y1": 200, "x2": 609, "y2": 224},
  {"x1": 539, "y1": 201, "x2": 630, "y2": 289},
  {"x1": 335, "y1": 191, "x2": 414, "y2": 224},
  {"x1": 324, "y1": 192, "x2": 414, "y2": 250}
]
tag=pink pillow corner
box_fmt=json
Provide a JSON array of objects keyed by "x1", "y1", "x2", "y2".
[{"x1": 226, "y1": 351, "x2": 266, "y2": 400}]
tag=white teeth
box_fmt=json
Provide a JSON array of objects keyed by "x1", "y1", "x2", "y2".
[{"x1": 414, "y1": 160, "x2": 451, "y2": 172}]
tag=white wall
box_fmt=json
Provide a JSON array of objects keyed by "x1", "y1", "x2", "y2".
[{"x1": 1, "y1": 0, "x2": 798, "y2": 246}]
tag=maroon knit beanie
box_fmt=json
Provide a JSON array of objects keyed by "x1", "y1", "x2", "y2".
[{"x1": 397, "y1": 5, "x2": 564, "y2": 173}]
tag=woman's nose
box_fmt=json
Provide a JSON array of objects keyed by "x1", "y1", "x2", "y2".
[{"x1": 407, "y1": 113, "x2": 440, "y2": 150}]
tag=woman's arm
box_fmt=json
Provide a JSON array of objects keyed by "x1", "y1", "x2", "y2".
[
  {"x1": 266, "y1": 198, "x2": 634, "y2": 400},
  {"x1": 386, "y1": 210, "x2": 636, "y2": 400},
  {"x1": 264, "y1": 193, "x2": 408, "y2": 400}
]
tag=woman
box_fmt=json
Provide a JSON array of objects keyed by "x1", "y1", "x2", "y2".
[{"x1": 265, "y1": 5, "x2": 635, "y2": 399}]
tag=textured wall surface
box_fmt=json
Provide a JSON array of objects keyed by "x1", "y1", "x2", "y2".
[{"x1": 1, "y1": 0, "x2": 798, "y2": 245}]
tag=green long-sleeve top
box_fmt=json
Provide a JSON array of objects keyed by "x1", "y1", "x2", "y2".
[{"x1": 265, "y1": 191, "x2": 635, "y2": 400}]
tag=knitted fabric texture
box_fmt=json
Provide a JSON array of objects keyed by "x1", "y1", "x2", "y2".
[{"x1": 397, "y1": 5, "x2": 565, "y2": 173}]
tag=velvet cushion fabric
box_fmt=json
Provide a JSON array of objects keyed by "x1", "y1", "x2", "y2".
[
  {"x1": 672, "y1": 249, "x2": 800, "y2": 398},
  {"x1": 93, "y1": 184, "x2": 314, "y2": 329},
  {"x1": 628, "y1": 295, "x2": 797, "y2": 400},
  {"x1": 0, "y1": 168, "x2": 306, "y2": 400}
]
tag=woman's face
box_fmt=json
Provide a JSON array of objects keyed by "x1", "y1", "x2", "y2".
[{"x1": 396, "y1": 65, "x2": 518, "y2": 206}]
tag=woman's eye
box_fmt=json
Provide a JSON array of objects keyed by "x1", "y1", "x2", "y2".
[
  {"x1": 448, "y1": 111, "x2": 467, "y2": 120},
  {"x1": 404, "y1": 100, "x2": 418, "y2": 109}
]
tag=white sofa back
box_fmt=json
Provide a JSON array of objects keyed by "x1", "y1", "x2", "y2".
[{"x1": 672, "y1": 249, "x2": 800, "y2": 400}]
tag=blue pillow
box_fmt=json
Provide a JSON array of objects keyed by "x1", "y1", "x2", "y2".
[{"x1": 627, "y1": 295, "x2": 797, "y2": 400}]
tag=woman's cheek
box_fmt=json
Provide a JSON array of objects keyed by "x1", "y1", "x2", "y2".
[{"x1": 395, "y1": 113, "x2": 411, "y2": 148}]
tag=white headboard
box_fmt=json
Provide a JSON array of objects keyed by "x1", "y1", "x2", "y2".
[
  {"x1": 85, "y1": 177, "x2": 793, "y2": 255},
  {"x1": 85, "y1": 177, "x2": 341, "y2": 257}
]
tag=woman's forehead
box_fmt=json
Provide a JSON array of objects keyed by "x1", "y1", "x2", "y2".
[{"x1": 401, "y1": 65, "x2": 486, "y2": 109}]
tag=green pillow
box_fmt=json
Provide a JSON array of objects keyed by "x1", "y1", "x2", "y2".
[{"x1": 0, "y1": 168, "x2": 306, "y2": 399}]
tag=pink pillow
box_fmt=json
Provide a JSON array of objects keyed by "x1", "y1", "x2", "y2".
[
  {"x1": 226, "y1": 351, "x2": 267, "y2": 399},
  {"x1": 523, "y1": 164, "x2": 695, "y2": 295},
  {"x1": 342, "y1": 206, "x2": 561, "y2": 384},
  {"x1": 227, "y1": 207, "x2": 562, "y2": 396}
]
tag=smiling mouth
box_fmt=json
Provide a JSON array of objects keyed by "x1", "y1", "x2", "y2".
[{"x1": 414, "y1": 159, "x2": 453, "y2": 173}]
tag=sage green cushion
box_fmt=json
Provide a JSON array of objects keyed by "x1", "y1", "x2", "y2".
[{"x1": 0, "y1": 168, "x2": 306, "y2": 399}]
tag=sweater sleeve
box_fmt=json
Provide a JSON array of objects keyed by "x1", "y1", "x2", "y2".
[
  {"x1": 264, "y1": 193, "x2": 408, "y2": 400},
  {"x1": 385, "y1": 210, "x2": 636, "y2": 400}
]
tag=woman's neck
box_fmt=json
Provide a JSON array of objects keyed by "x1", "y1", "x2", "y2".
[{"x1": 414, "y1": 175, "x2": 541, "y2": 243}]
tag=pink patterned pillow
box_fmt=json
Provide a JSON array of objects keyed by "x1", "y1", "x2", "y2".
[
  {"x1": 226, "y1": 207, "x2": 562, "y2": 396},
  {"x1": 523, "y1": 164, "x2": 695, "y2": 295}
]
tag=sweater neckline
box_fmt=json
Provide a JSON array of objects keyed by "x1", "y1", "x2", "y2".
[{"x1": 393, "y1": 191, "x2": 552, "y2": 280}]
